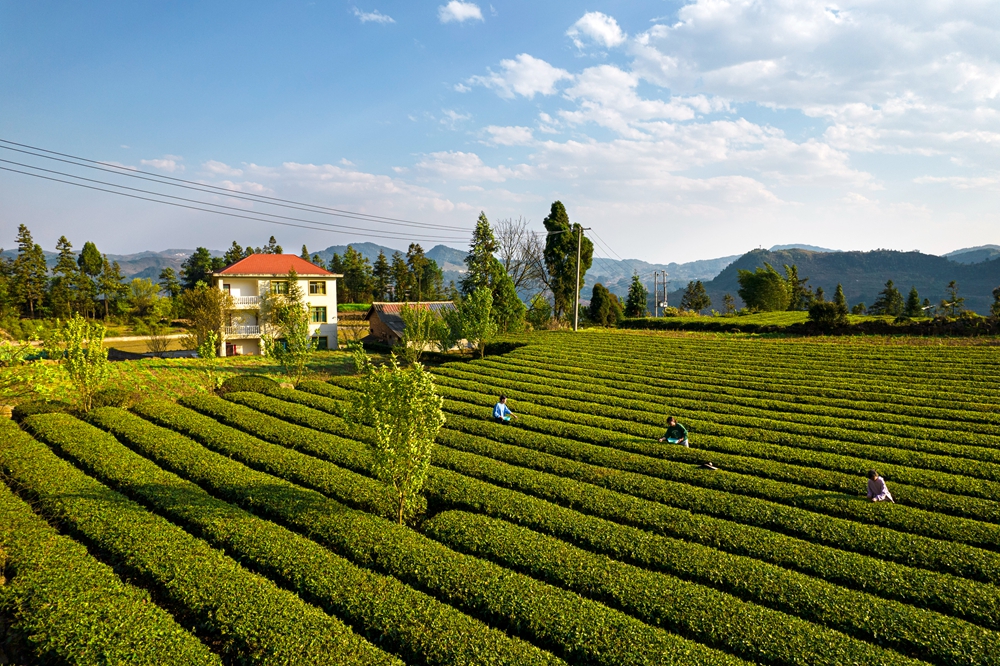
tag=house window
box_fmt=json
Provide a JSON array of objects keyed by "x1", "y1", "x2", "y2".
[
  {"x1": 309, "y1": 281, "x2": 326, "y2": 295},
  {"x1": 314, "y1": 336, "x2": 328, "y2": 350},
  {"x1": 310, "y1": 306, "x2": 327, "y2": 323},
  {"x1": 271, "y1": 281, "x2": 288, "y2": 295},
  {"x1": 223, "y1": 284, "x2": 231, "y2": 293}
]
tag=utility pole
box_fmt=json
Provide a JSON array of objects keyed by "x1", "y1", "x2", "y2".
[
  {"x1": 653, "y1": 272, "x2": 659, "y2": 317},
  {"x1": 572, "y1": 226, "x2": 591, "y2": 332},
  {"x1": 662, "y1": 271, "x2": 669, "y2": 310}
]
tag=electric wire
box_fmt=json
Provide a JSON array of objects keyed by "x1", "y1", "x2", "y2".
[
  {"x1": 0, "y1": 138, "x2": 472, "y2": 232},
  {"x1": 0, "y1": 165, "x2": 468, "y2": 243}
]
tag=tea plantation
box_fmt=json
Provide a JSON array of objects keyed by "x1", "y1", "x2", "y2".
[{"x1": 3, "y1": 330, "x2": 1000, "y2": 665}]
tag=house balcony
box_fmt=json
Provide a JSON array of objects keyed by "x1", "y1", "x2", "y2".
[
  {"x1": 224, "y1": 325, "x2": 261, "y2": 338},
  {"x1": 231, "y1": 295, "x2": 261, "y2": 307}
]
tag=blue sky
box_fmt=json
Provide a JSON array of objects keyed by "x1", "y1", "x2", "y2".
[{"x1": 2, "y1": 1, "x2": 999, "y2": 262}]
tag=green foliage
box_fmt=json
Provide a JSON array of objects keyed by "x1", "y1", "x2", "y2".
[
  {"x1": 91, "y1": 387, "x2": 137, "y2": 409},
  {"x1": 783, "y1": 264, "x2": 813, "y2": 310},
  {"x1": 398, "y1": 303, "x2": 438, "y2": 364},
  {"x1": 526, "y1": 293, "x2": 553, "y2": 330},
  {"x1": 11, "y1": 399, "x2": 73, "y2": 422},
  {"x1": 589, "y1": 283, "x2": 622, "y2": 327},
  {"x1": 181, "y1": 284, "x2": 234, "y2": 350},
  {"x1": 808, "y1": 301, "x2": 849, "y2": 328},
  {"x1": 49, "y1": 235, "x2": 79, "y2": 319},
  {"x1": 624, "y1": 274, "x2": 648, "y2": 317},
  {"x1": 852, "y1": 302, "x2": 866, "y2": 315},
  {"x1": 737, "y1": 263, "x2": 790, "y2": 311},
  {"x1": 218, "y1": 373, "x2": 279, "y2": 395},
  {"x1": 372, "y1": 250, "x2": 391, "y2": 301},
  {"x1": 260, "y1": 269, "x2": 317, "y2": 385},
  {"x1": 904, "y1": 286, "x2": 922, "y2": 317},
  {"x1": 992, "y1": 286, "x2": 1000, "y2": 318},
  {"x1": 457, "y1": 286, "x2": 497, "y2": 358},
  {"x1": 338, "y1": 245, "x2": 375, "y2": 303},
  {"x1": 942, "y1": 280, "x2": 965, "y2": 316},
  {"x1": 491, "y1": 262, "x2": 525, "y2": 333},
  {"x1": 680, "y1": 280, "x2": 711, "y2": 313},
  {"x1": 834, "y1": 283, "x2": 848, "y2": 310},
  {"x1": 348, "y1": 349, "x2": 444, "y2": 524},
  {"x1": 868, "y1": 279, "x2": 904, "y2": 316},
  {"x1": 461, "y1": 212, "x2": 499, "y2": 295},
  {"x1": 12, "y1": 225, "x2": 47, "y2": 318},
  {"x1": 542, "y1": 201, "x2": 593, "y2": 319},
  {"x1": 180, "y1": 247, "x2": 224, "y2": 291},
  {"x1": 0, "y1": 339, "x2": 61, "y2": 404},
  {"x1": 15, "y1": 413, "x2": 390, "y2": 666},
  {"x1": 56, "y1": 314, "x2": 111, "y2": 411},
  {"x1": 723, "y1": 293, "x2": 736, "y2": 315}
]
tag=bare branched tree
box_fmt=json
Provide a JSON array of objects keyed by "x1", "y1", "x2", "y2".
[{"x1": 494, "y1": 217, "x2": 549, "y2": 294}]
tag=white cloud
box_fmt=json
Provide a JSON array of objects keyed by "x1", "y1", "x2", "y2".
[
  {"x1": 440, "y1": 108, "x2": 472, "y2": 129},
  {"x1": 567, "y1": 12, "x2": 626, "y2": 49},
  {"x1": 913, "y1": 175, "x2": 1000, "y2": 190},
  {"x1": 468, "y1": 53, "x2": 572, "y2": 99},
  {"x1": 484, "y1": 125, "x2": 534, "y2": 146},
  {"x1": 438, "y1": 1, "x2": 483, "y2": 23},
  {"x1": 353, "y1": 7, "x2": 395, "y2": 24},
  {"x1": 411, "y1": 151, "x2": 529, "y2": 182},
  {"x1": 141, "y1": 156, "x2": 184, "y2": 172},
  {"x1": 202, "y1": 160, "x2": 243, "y2": 177}
]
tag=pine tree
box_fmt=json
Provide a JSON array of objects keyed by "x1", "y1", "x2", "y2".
[
  {"x1": 784, "y1": 264, "x2": 812, "y2": 310},
  {"x1": 390, "y1": 251, "x2": 410, "y2": 301},
  {"x1": 158, "y1": 267, "x2": 182, "y2": 299},
  {"x1": 624, "y1": 273, "x2": 648, "y2": 317},
  {"x1": 904, "y1": 286, "x2": 922, "y2": 317},
  {"x1": 834, "y1": 284, "x2": 848, "y2": 311},
  {"x1": 372, "y1": 251, "x2": 391, "y2": 301},
  {"x1": 262, "y1": 236, "x2": 282, "y2": 254},
  {"x1": 940, "y1": 281, "x2": 964, "y2": 316},
  {"x1": 491, "y1": 260, "x2": 525, "y2": 332},
  {"x1": 868, "y1": 280, "x2": 904, "y2": 316},
  {"x1": 680, "y1": 280, "x2": 711, "y2": 313},
  {"x1": 97, "y1": 256, "x2": 127, "y2": 319},
  {"x1": 406, "y1": 244, "x2": 430, "y2": 301},
  {"x1": 180, "y1": 247, "x2": 217, "y2": 290},
  {"x1": 12, "y1": 225, "x2": 48, "y2": 318},
  {"x1": 342, "y1": 245, "x2": 374, "y2": 303},
  {"x1": 223, "y1": 241, "x2": 247, "y2": 266},
  {"x1": 542, "y1": 201, "x2": 593, "y2": 320},
  {"x1": 49, "y1": 235, "x2": 80, "y2": 318},
  {"x1": 460, "y1": 212, "x2": 498, "y2": 295},
  {"x1": 300, "y1": 244, "x2": 310, "y2": 261},
  {"x1": 589, "y1": 283, "x2": 613, "y2": 327},
  {"x1": 814, "y1": 286, "x2": 825, "y2": 303}
]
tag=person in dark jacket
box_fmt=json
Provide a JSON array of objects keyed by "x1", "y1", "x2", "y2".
[{"x1": 658, "y1": 417, "x2": 688, "y2": 447}]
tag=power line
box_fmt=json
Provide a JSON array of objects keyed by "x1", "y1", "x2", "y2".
[
  {"x1": 0, "y1": 165, "x2": 469, "y2": 244},
  {"x1": 0, "y1": 157, "x2": 464, "y2": 243},
  {"x1": 590, "y1": 229, "x2": 648, "y2": 278},
  {"x1": 0, "y1": 138, "x2": 473, "y2": 233}
]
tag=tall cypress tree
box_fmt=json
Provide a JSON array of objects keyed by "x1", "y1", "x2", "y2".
[
  {"x1": 390, "y1": 251, "x2": 410, "y2": 301},
  {"x1": 904, "y1": 286, "x2": 921, "y2": 317},
  {"x1": 834, "y1": 283, "x2": 848, "y2": 311},
  {"x1": 98, "y1": 255, "x2": 127, "y2": 319},
  {"x1": 542, "y1": 201, "x2": 592, "y2": 319},
  {"x1": 624, "y1": 273, "x2": 648, "y2": 317},
  {"x1": 461, "y1": 212, "x2": 498, "y2": 295}
]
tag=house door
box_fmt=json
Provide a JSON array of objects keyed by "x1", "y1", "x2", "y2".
[{"x1": 225, "y1": 343, "x2": 237, "y2": 356}]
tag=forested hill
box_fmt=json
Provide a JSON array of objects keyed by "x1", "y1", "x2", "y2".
[{"x1": 671, "y1": 248, "x2": 1000, "y2": 314}]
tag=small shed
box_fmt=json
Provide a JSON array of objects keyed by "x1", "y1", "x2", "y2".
[{"x1": 364, "y1": 301, "x2": 456, "y2": 344}]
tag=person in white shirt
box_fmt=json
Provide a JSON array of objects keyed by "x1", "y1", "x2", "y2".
[{"x1": 867, "y1": 470, "x2": 894, "y2": 503}]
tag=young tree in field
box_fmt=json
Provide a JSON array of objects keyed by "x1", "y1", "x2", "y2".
[
  {"x1": 852, "y1": 302, "x2": 866, "y2": 315},
  {"x1": 940, "y1": 281, "x2": 964, "y2": 316},
  {"x1": 868, "y1": 280, "x2": 904, "y2": 316},
  {"x1": 127, "y1": 278, "x2": 161, "y2": 320},
  {"x1": 459, "y1": 286, "x2": 497, "y2": 358},
  {"x1": 834, "y1": 284, "x2": 848, "y2": 311},
  {"x1": 398, "y1": 303, "x2": 438, "y2": 364},
  {"x1": 49, "y1": 235, "x2": 80, "y2": 319},
  {"x1": 680, "y1": 280, "x2": 711, "y2": 313},
  {"x1": 348, "y1": 344, "x2": 445, "y2": 525},
  {"x1": 260, "y1": 268, "x2": 317, "y2": 385},
  {"x1": 737, "y1": 264, "x2": 789, "y2": 312},
  {"x1": 12, "y1": 224, "x2": 48, "y2": 318},
  {"x1": 723, "y1": 293, "x2": 736, "y2": 315},
  {"x1": 58, "y1": 314, "x2": 111, "y2": 411},
  {"x1": 181, "y1": 283, "x2": 234, "y2": 351},
  {"x1": 525, "y1": 293, "x2": 552, "y2": 330},
  {"x1": 542, "y1": 201, "x2": 593, "y2": 320},
  {"x1": 372, "y1": 250, "x2": 391, "y2": 301},
  {"x1": 624, "y1": 274, "x2": 648, "y2": 317},
  {"x1": 904, "y1": 286, "x2": 922, "y2": 317}
]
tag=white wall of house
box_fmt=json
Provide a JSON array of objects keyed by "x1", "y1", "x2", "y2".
[{"x1": 215, "y1": 274, "x2": 339, "y2": 355}]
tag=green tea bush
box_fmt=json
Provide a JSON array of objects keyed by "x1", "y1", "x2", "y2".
[
  {"x1": 11, "y1": 400, "x2": 72, "y2": 423},
  {"x1": 217, "y1": 373, "x2": 278, "y2": 395}
]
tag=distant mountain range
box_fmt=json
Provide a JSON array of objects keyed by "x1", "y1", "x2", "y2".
[
  {"x1": 4, "y1": 241, "x2": 999, "y2": 312},
  {"x1": 667, "y1": 248, "x2": 1000, "y2": 314}
]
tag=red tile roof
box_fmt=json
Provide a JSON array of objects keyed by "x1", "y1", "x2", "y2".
[{"x1": 215, "y1": 254, "x2": 336, "y2": 276}]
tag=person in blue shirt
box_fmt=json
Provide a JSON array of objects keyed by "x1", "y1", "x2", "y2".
[{"x1": 493, "y1": 395, "x2": 517, "y2": 424}]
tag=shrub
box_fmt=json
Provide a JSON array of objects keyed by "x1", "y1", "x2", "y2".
[
  {"x1": 12, "y1": 400, "x2": 72, "y2": 423},
  {"x1": 808, "y1": 301, "x2": 848, "y2": 328},
  {"x1": 218, "y1": 374, "x2": 278, "y2": 395},
  {"x1": 91, "y1": 387, "x2": 137, "y2": 409}
]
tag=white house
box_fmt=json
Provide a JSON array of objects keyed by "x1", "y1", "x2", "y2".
[{"x1": 211, "y1": 254, "x2": 341, "y2": 357}]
